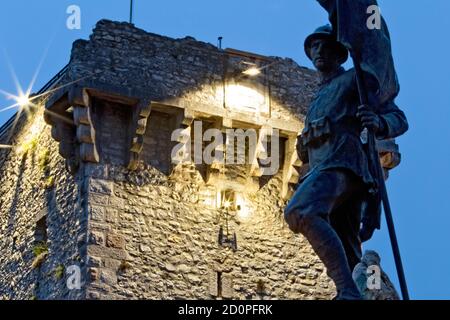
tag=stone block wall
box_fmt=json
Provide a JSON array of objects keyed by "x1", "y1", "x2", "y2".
[
  {"x1": 83, "y1": 164, "x2": 334, "y2": 300},
  {"x1": 0, "y1": 107, "x2": 88, "y2": 300},
  {"x1": 67, "y1": 20, "x2": 319, "y2": 123},
  {"x1": 92, "y1": 100, "x2": 132, "y2": 166}
]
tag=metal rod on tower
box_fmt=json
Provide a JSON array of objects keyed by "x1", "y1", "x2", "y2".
[{"x1": 129, "y1": 0, "x2": 134, "y2": 24}]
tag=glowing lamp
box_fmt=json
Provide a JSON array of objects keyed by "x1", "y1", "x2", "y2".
[{"x1": 243, "y1": 67, "x2": 261, "y2": 77}]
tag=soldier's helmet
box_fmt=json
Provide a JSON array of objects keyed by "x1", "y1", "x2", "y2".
[{"x1": 304, "y1": 24, "x2": 349, "y2": 65}]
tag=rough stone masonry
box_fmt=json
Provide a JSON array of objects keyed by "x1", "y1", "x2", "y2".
[{"x1": 0, "y1": 20, "x2": 401, "y2": 300}]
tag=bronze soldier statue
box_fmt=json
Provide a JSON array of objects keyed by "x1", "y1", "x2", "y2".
[{"x1": 284, "y1": 25, "x2": 408, "y2": 300}]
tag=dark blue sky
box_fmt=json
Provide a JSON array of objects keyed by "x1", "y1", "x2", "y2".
[{"x1": 1, "y1": 1, "x2": 449, "y2": 299}]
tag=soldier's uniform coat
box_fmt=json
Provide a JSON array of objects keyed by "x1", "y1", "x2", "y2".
[{"x1": 285, "y1": 66, "x2": 408, "y2": 268}]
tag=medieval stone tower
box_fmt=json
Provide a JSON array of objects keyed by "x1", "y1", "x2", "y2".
[{"x1": 0, "y1": 20, "x2": 400, "y2": 300}]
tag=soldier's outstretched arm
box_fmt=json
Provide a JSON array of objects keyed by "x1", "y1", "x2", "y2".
[
  {"x1": 376, "y1": 100, "x2": 409, "y2": 140},
  {"x1": 357, "y1": 101, "x2": 408, "y2": 141}
]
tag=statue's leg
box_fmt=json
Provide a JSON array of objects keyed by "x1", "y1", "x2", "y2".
[
  {"x1": 284, "y1": 169, "x2": 363, "y2": 300},
  {"x1": 330, "y1": 195, "x2": 364, "y2": 273}
]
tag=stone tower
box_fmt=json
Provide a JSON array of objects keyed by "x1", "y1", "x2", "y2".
[{"x1": 0, "y1": 20, "x2": 400, "y2": 300}]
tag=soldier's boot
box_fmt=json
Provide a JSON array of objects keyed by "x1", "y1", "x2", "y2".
[{"x1": 299, "y1": 214, "x2": 362, "y2": 300}]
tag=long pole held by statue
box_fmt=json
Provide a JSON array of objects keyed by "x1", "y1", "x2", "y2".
[{"x1": 351, "y1": 52, "x2": 410, "y2": 300}]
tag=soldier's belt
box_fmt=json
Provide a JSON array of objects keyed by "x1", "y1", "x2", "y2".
[{"x1": 302, "y1": 116, "x2": 361, "y2": 146}]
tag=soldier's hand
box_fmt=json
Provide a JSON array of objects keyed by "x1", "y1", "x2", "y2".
[
  {"x1": 359, "y1": 223, "x2": 376, "y2": 243},
  {"x1": 357, "y1": 104, "x2": 384, "y2": 133}
]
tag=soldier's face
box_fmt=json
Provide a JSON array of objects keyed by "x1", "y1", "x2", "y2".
[{"x1": 310, "y1": 38, "x2": 341, "y2": 73}]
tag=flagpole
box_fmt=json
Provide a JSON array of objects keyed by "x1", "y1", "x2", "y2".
[
  {"x1": 352, "y1": 53, "x2": 410, "y2": 300},
  {"x1": 129, "y1": 0, "x2": 134, "y2": 24}
]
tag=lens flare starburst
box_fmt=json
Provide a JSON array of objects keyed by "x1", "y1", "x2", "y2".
[
  {"x1": 16, "y1": 94, "x2": 31, "y2": 108},
  {"x1": 0, "y1": 42, "x2": 99, "y2": 147}
]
